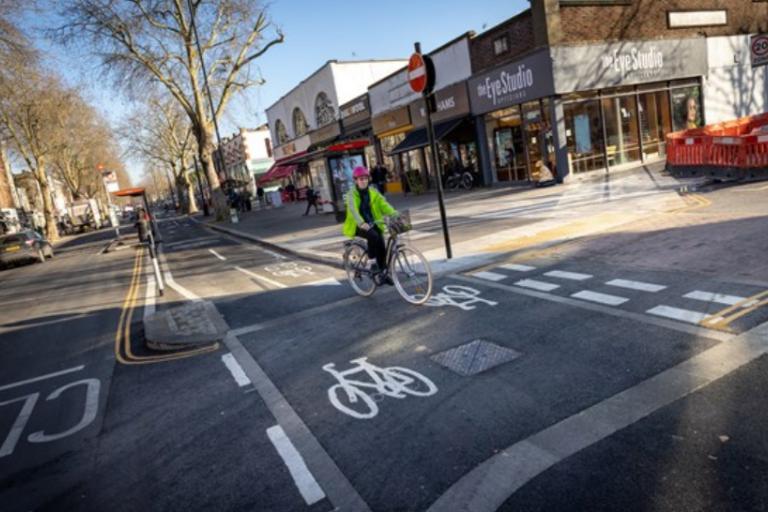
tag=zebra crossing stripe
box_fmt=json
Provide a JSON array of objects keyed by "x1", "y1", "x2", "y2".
[
  {"x1": 683, "y1": 290, "x2": 746, "y2": 306},
  {"x1": 514, "y1": 279, "x2": 560, "y2": 292},
  {"x1": 544, "y1": 270, "x2": 593, "y2": 281},
  {"x1": 571, "y1": 290, "x2": 629, "y2": 306},
  {"x1": 646, "y1": 305, "x2": 708, "y2": 324},
  {"x1": 607, "y1": 279, "x2": 666, "y2": 293},
  {"x1": 499, "y1": 263, "x2": 536, "y2": 272},
  {"x1": 472, "y1": 271, "x2": 507, "y2": 282}
]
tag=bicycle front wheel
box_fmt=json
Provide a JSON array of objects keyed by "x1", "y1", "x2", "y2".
[
  {"x1": 344, "y1": 243, "x2": 377, "y2": 297},
  {"x1": 391, "y1": 245, "x2": 433, "y2": 305}
]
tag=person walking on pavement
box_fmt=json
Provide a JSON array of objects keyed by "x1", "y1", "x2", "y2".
[
  {"x1": 371, "y1": 165, "x2": 387, "y2": 195},
  {"x1": 303, "y1": 187, "x2": 320, "y2": 216},
  {"x1": 342, "y1": 166, "x2": 397, "y2": 285}
]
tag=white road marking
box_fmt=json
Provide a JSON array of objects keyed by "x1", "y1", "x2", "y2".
[
  {"x1": 0, "y1": 365, "x2": 85, "y2": 392},
  {"x1": 208, "y1": 249, "x2": 226, "y2": 261},
  {"x1": 143, "y1": 276, "x2": 156, "y2": 321},
  {"x1": 266, "y1": 425, "x2": 326, "y2": 505},
  {"x1": 646, "y1": 305, "x2": 708, "y2": 324},
  {"x1": 499, "y1": 263, "x2": 536, "y2": 272},
  {"x1": 234, "y1": 266, "x2": 288, "y2": 289},
  {"x1": 164, "y1": 272, "x2": 201, "y2": 301},
  {"x1": 606, "y1": 279, "x2": 666, "y2": 293},
  {"x1": 514, "y1": 279, "x2": 560, "y2": 292},
  {"x1": 683, "y1": 290, "x2": 746, "y2": 306},
  {"x1": 544, "y1": 270, "x2": 593, "y2": 281},
  {"x1": 221, "y1": 353, "x2": 251, "y2": 387},
  {"x1": 471, "y1": 271, "x2": 507, "y2": 282},
  {"x1": 571, "y1": 290, "x2": 629, "y2": 306},
  {"x1": 306, "y1": 277, "x2": 342, "y2": 287},
  {"x1": 263, "y1": 248, "x2": 287, "y2": 260},
  {"x1": 166, "y1": 236, "x2": 219, "y2": 248}
]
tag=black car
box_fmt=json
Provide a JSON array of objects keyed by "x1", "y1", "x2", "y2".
[{"x1": 0, "y1": 230, "x2": 54, "y2": 268}]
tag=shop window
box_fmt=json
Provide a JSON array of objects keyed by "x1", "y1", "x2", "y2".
[
  {"x1": 601, "y1": 94, "x2": 641, "y2": 166},
  {"x1": 493, "y1": 36, "x2": 509, "y2": 56},
  {"x1": 486, "y1": 105, "x2": 527, "y2": 182},
  {"x1": 275, "y1": 120, "x2": 288, "y2": 145},
  {"x1": 670, "y1": 86, "x2": 703, "y2": 131},
  {"x1": 638, "y1": 90, "x2": 671, "y2": 158},
  {"x1": 563, "y1": 100, "x2": 605, "y2": 174},
  {"x1": 292, "y1": 108, "x2": 309, "y2": 137},
  {"x1": 314, "y1": 92, "x2": 336, "y2": 127}
]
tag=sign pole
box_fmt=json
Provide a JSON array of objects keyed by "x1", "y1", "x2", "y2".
[{"x1": 413, "y1": 42, "x2": 452, "y2": 259}]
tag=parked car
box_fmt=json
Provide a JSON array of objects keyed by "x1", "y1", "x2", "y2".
[{"x1": 0, "y1": 230, "x2": 54, "y2": 268}]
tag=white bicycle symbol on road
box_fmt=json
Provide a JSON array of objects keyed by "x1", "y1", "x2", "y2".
[
  {"x1": 264, "y1": 261, "x2": 314, "y2": 278},
  {"x1": 323, "y1": 358, "x2": 437, "y2": 420},
  {"x1": 424, "y1": 285, "x2": 498, "y2": 310}
]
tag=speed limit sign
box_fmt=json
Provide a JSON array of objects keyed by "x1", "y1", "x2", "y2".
[{"x1": 750, "y1": 34, "x2": 768, "y2": 68}]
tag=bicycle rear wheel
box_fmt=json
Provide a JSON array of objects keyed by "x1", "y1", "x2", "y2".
[
  {"x1": 391, "y1": 245, "x2": 432, "y2": 305},
  {"x1": 344, "y1": 242, "x2": 377, "y2": 297}
]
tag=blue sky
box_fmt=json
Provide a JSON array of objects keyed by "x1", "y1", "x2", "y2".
[{"x1": 26, "y1": 0, "x2": 529, "y2": 181}]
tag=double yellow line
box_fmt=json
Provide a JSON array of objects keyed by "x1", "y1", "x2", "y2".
[
  {"x1": 700, "y1": 289, "x2": 768, "y2": 332},
  {"x1": 115, "y1": 248, "x2": 219, "y2": 365},
  {"x1": 675, "y1": 193, "x2": 711, "y2": 213}
]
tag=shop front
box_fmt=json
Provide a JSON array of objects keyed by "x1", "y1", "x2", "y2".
[
  {"x1": 340, "y1": 94, "x2": 377, "y2": 168},
  {"x1": 372, "y1": 106, "x2": 413, "y2": 193},
  {"x1": 550, "y1": 37, "x2": 708, "y2": 176},
  {"x1": 469, "y1": 49, "x2": 556, "y2": 184},
  {"x1": 390, "y1": 82, "x2": 479, "y2": 190}
]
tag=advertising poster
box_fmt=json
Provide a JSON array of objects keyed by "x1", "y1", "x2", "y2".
[
  {"x1": 671, "y1": 87, "x2": 702, "y2": 131},
  {"x1": 574, "y1": 114, "x2": 592, "y2": 154},
  {"x1": 329, "y1": 154, "x2": 365, "y2": 207}
]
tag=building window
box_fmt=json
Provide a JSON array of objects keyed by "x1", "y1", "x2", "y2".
[
  {"x1": 493, "y1": 36, "x2": 508, "y2": 56},
  {"x1": 275, "y1": 120, "x2": 288, "y2": 145},
  {"x1": 264, "y1": 137, "x2": 272, "y2": 158},
  {"x1": 314, "y1": 92, "x2": 336, "y2": 127},
  {"x1": 292, "y1": 108, "x2": 309, "y2": 137}
]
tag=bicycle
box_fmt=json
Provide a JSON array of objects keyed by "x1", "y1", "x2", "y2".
[
  {"x1": 323, "y1": 357, "x2": 437, "y2": 419},
  {"x1": 444, "y1": 167, "x2": 474, "y2": 191},
  {"x1": 342, "y1": 213, "x2": 433, "y2": 305}
]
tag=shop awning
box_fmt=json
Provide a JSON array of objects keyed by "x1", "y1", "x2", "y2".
[
  {"x1": 388, "y1": 118, "x2": 465, "y2": 155},
  {"x1": 257, "y1": 164, "x2": 297, "y2": 185}
]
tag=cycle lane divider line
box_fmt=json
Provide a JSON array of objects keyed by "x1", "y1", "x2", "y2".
[
  {"x1": 266, "y1": 425, "x2": 326, "y2": 506},
  {"x1": 223, "y1": 331, "x2": 371, "y2": 512},
  {"x1": 425, "y1": 320, "x2": 768, "y2": 512},
  {"x1": 221, "y1": 353, "x2": 251, "y2": 388},
  {"x1": 0, "y1": 365, "x2": 85, "y2": 393},
  {"x1": 208, "y1": 249, "x2": 227, "y2": 261}
]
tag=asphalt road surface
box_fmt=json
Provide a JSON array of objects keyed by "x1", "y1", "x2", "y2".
[{"x1": 2, "y1": 193, "x2": 767, "y2": 512}]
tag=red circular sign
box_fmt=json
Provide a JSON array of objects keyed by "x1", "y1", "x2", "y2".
[
  {"x1": 752, "y1": 35, "x2": 768, "y2": 56},
  {"x1": 408, "y1": 53, "x2": 427, "y2": 93}
]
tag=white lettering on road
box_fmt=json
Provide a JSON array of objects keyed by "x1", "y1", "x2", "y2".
[
  {"x1": 222, "y1": 353, "x2": 251, "y2": 387},
  {"x1": 0, "y1": 393, "x2": 38, "y2": 457},
  {"x1": 323, "y1": 357, "x2": 437, "y2": 420},
  {"x1": 28, "y1": 379, "x2": 100, "y2": 443},
  {"x1": 264, "y1": 262, "x2": 314, "y2": 278},
  {"x1": 424, "y1": 285, "x2": 498, "y2": 311},
  {"x1": 234, "y1": 266, "x2": 287, "y2": 289},
  {"x1": 267, "y1": 425, "x2": 326, "y2": 505}
]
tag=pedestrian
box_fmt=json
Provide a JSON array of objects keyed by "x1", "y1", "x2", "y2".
[
  {"x1": 256, "y1": 186, "x2": 265, "y2": 206},
  {"x1": 534, "y1": 160, "x2": 556, "y2": 188},
  {"x1": 285, "y1": 182, "x2": 296, "y2": 202},
  {"x1": 303, "y1": 187, "x2": 320, "y2": 216},
  {"x1": 371, "y1": 165, "x2": 387, "y2": 194}
]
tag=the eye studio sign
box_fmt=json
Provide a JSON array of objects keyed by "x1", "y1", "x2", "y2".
[
  {"x1": 552, "y1": 37, "x2": 707, "y2": 93},
  {"x1": 468, "y1": 49, "x2": 554, "y2": 115},
  {"x1": 601, "y1": 46, "x2": 664, "y2": 79}
]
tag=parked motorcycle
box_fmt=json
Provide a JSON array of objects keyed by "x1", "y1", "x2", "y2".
[{"x1": 444, "y1": 166, "x2": 475, "y2": 191}]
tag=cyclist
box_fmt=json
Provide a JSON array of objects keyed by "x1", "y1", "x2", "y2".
[{"x1": 343, "y1": 165, "x2": 397, "y2": 284}]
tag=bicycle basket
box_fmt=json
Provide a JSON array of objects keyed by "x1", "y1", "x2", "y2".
[{"x1": 389, "y1": 210, "x2": 412, "y2": 235}]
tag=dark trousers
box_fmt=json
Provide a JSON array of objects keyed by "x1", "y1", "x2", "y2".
[
  {"x1": 304, "y1": 199, "x2": 319, "y2": 215},
  {"x1": 355, "y1": 226, "x2": 386, "y2": 270}
]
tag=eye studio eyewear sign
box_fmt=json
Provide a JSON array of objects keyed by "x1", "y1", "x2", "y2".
[
  {"x1": 552, "y1": 38, "x2": 707, "y2": 93},
  {"x1": 468, "y1": 49, "x2": 554, "y2": 115}
]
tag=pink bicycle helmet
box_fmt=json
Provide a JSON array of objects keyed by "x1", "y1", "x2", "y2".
[{"x1": 352, "y1": 166, "x2": 370, "y2": 178}]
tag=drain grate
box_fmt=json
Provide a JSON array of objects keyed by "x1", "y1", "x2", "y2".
[{"x1": 431, "y1": 339, "x2": 521, "y2": 376}]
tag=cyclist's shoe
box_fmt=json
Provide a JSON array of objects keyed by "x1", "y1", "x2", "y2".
[
  {"x1": 379, "y1": 269, "x2": 394, "y2": 286},
  {"x1": 384, "y1": 274, "x2": 394, "y2": 286}
]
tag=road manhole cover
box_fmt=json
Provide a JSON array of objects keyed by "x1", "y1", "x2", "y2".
[{"x1": 431, "y1": 339, "x2": 521, "y2": 376}]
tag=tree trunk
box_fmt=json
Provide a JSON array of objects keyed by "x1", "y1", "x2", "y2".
[
  {"x1": 186, "y1": 178, "x2": 199, "y2": 215},
  {"x1": 35, "y1": 163, "x2": 59, "y2": 242},
  {"x1": 199, "y1": 127, "x2": 228, "y2": 220}
]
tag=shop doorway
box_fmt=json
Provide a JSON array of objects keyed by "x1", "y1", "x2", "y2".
[{"x1": 638, "y1": 90, "x2": 671, "y2": 159}]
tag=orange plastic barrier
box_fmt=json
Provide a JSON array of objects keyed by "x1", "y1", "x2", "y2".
[{"x1": 666, "y1": 112, "x2": 768, "y2": 172}]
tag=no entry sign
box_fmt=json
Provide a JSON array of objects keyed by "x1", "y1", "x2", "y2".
[{"x1": 408, "y1": 52, "x2": 435, "y2": 95}]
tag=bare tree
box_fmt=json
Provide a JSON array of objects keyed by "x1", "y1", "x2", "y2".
[
  {"x1": 51, "y1": 91, "x2": 127, "y2": 203},
  {"x1": 0, "y1": 66, "x2": 68, "y2": 241},
  {"x1": 120, "y1": 96, "x2": 199, "y2": 213},
  {"x1": 54, "y1": 0, "x2": 284, "y2": 219}
]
